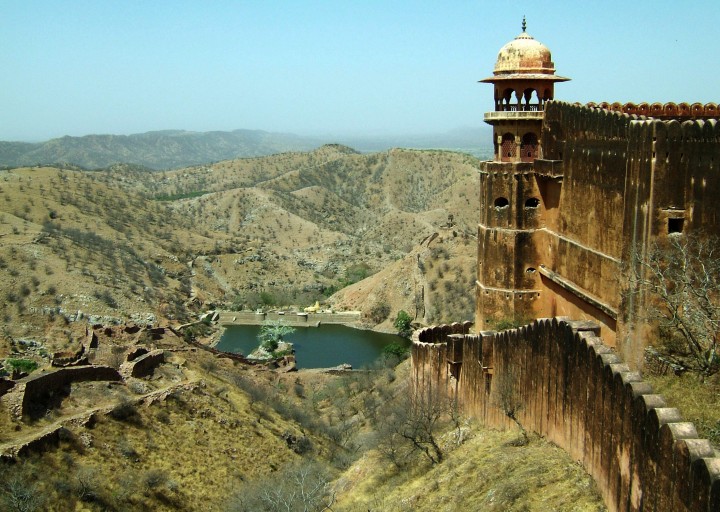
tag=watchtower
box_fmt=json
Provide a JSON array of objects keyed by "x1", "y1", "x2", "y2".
[{"x1": 475, "y1": 19, "x2": 569, "y2": 329}]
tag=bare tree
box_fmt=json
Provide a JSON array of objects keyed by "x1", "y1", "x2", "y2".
[
  {"x1": 376, "y1": 382, "x2": 448, "y2": 466},
  {"x1": 228, "y1": 461, "x2": 335, "y2": 512},
  {"x1": 0, "y1": 466, "x2": 45, "y2": 512},
  {"x1": 631, "y1": 234, "x2": 720, "y2": 376},
  {"x1": 493, "y1": 366, "x2": 528, "y2": 445}
]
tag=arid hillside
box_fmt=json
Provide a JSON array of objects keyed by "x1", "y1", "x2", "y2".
[{"x1": 0, "y1": 145, "x2": 480, "y2": 354}]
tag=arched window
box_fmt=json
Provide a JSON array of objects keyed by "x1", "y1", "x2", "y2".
[
  {"x1": 523, "y1": 88, "x2": 538, "y2": 111},
  {"x1": 501, "y1": 133, "x2": 516, "y2": 161},
  {"x1": 494, "y1": 197, "x2": 509, "y2": 208},
  {"x1": 520, "y1": 132, "x2": 538, "y2": 162},
  {"x1": 502, "y1": 88, "x2": 514, "y2": 111}
]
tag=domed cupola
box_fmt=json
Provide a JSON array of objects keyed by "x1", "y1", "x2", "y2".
[
  {"x1": 481, "y1": 17, "x2": 569, "y2": 115},
  {"x1": 479, "y1": 18, "x2": 570, "y2": 164},
  {"x1": 494, "y1": 27, "x2": 555, "y2": 76}
]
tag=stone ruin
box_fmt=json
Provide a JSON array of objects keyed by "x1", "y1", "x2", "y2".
[{"x1": 0, "y1": 323, "x2": 170, "y2": 423}]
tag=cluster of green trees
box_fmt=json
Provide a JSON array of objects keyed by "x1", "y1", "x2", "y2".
[{"x1": 258, "y1": 320, "x2": 295, "y2": 354}]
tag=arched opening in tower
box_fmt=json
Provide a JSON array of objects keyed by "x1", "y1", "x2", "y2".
[
  {"x1": 501, "y1": 133, "x2": 516, "y2": 161},
  {"x1": 520, "y1": 132, "x2": 539, "y2": 162}
]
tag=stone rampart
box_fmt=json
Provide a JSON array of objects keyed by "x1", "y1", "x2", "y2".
[
  {"x1": 535, "y1": 101, "x2": 720, "y2": 362},
  {"x1": 412, "y1": 319, "x2": 720, "y2": 512}
]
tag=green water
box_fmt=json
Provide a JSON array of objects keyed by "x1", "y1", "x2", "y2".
[{"x1": 216, "y1": 324, "x2": 408, "y2": 369}]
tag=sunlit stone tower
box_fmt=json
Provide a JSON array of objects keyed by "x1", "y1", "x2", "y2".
[{"x1": 475, "y1": 19, "x2": 569, "y2": 329}]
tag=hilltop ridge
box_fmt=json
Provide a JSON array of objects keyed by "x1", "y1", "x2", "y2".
[
  {"x1": 0, "y1": 129, "x2": 492, "y2": 170},
  {"x1": 0, "y1": 144, "x2": 610, "y2": 512}
]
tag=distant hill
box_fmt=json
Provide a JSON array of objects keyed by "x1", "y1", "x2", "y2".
[
  {"x1": 0, "y1": 129, "x2": 323, "y2": 170},
  {"x1": 0, "y1": 127, "x2": 492, "y2": 170}
]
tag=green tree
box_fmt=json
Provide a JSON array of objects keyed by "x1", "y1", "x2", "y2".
[
  {"x1": 5, "y1": 359, "x2": 38, "y2": 374},
  {"x1": 381, "y1": 342, "x2": 410, "y2": 367},
  {"x1": 258, "y1": 320, "x2": 295, "y2": 352},
  {"x1": 393, "y1": 310, "x2": 413, "y2": 337}
]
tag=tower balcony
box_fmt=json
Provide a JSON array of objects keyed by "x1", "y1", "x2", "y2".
[{"x1": 484, "y1": 110, "x2": 544, "y2": 123}]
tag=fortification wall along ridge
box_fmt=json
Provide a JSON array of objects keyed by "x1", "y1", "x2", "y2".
[
  {"x1": 1, "y1": 365, "x2": 123, "y2": 420},
  {"x1": 411, "y1": 320, "x2": 720, "y2": 512}
]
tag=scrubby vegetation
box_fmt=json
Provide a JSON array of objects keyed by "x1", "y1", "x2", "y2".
[{"x1": 0, "y1": 339, "x2": 606, "y2": 512}]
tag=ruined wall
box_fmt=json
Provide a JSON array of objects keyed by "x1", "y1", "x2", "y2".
[
  {"x1": 120, "y1": 349, "x2": 165, "y2": 378},
  {"x1": 412, "y1": 319, "x2": 720, "y2": 512},
  {"x1": 5, "y1": 366, "x2": 123, "y2": 419}
]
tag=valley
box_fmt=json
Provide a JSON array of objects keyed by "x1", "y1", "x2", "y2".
[{"x1": 0, "y1": 145, "x2": 605, "y2": 511}]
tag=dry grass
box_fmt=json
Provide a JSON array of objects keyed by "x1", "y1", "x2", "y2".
[
  {"x1": 645, "y1": 372, "x2": 720, "y2": 450},
  {"x1": 2, "y1": 353, "x2": 320, "y2": 511},
  {"x1": 334, "y1": 428, "x2": 605, "y2": 512},
  {"x1": 0, "y1": 342, "x2": 608, "y2": 512},
  {"x1": 0, "y1": 146, "x2": 610, "y2": 510}
]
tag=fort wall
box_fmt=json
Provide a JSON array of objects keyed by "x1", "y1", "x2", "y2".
[
  {"x1": 540, "y1": 102, "x2": 629, "y2": 310},
  {"x1": 412, "y1": 319, "x2": 720, "y2": 512},
  {"x1": 497, "y1": 102, "x2": 720, "y2": 362},
  {"x1": 588, "y1": 102, "x2": 719, "y2": 120}
]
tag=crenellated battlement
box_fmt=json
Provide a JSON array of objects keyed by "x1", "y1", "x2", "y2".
[
  {"x1": 587, "y1": 101, "x2": 719, "y2": 120},
  {"x1": 411, "y1": 319, "x2": 720, "y2": 512}
]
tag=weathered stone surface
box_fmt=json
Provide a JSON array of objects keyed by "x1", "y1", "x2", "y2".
[
  {"x1": 477, "y1": 99, "x2": 720, "y2": 363},
  {"x1": 412, "y1": 319, "x2": 720, "y2": 512}
]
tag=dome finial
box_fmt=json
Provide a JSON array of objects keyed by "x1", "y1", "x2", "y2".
[{"x1": 522, "y1": 16, "x2": 526, "y2": 32}]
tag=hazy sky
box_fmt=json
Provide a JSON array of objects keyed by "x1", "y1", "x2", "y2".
[{"x1": 2, "y1": 1, "x2": 718, "y2": 141}]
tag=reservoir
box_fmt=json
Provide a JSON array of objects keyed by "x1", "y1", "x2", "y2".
[{"x1": 216, "y1": 324, "x2": 409, "y2": 369}]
